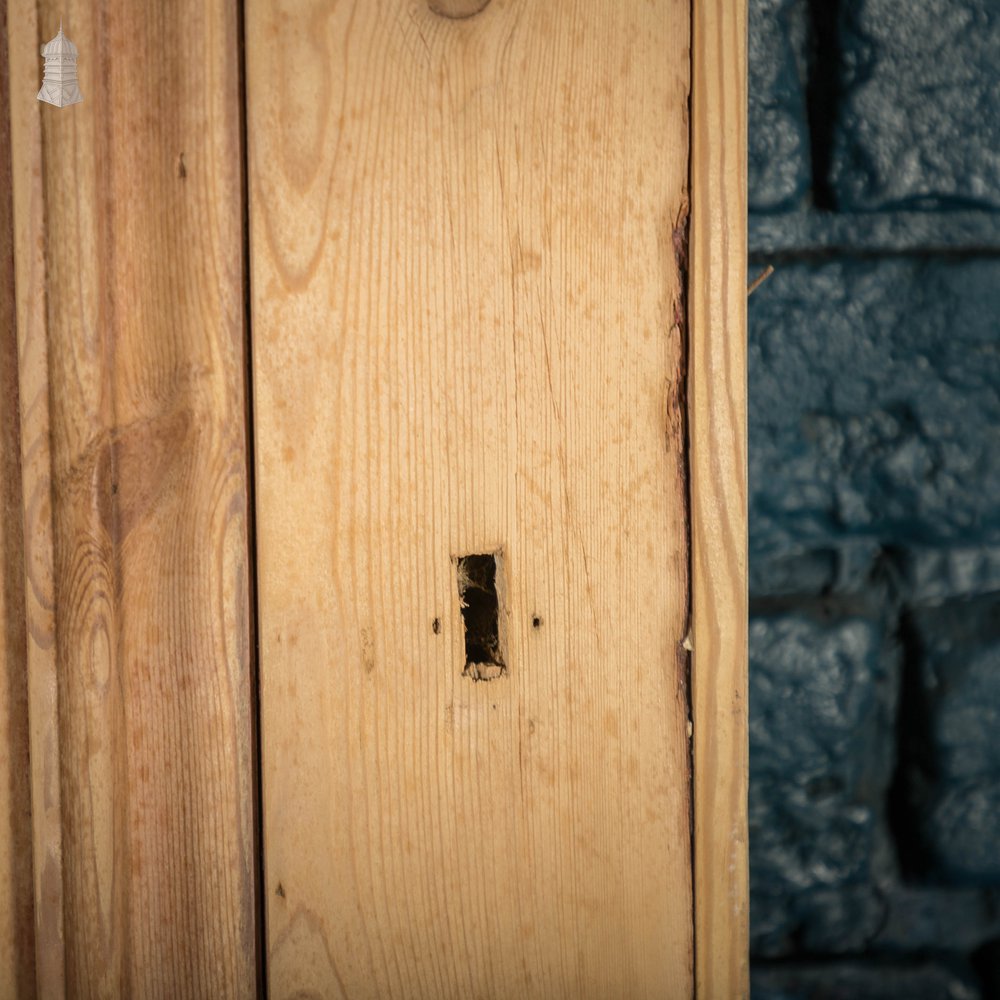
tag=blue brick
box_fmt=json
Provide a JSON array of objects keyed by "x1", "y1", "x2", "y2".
[
  {"x1": 750, "y1": 548, "x2": 838, "y2": 598},
  {"x1": 755, "y1": 881, "x2": 1000, "y2": 959},
  {"x1": 750, "y1": 614, "x2": 895, "y2": 923},
  {"x1": 831, "y1": 0, "x2": 1000, "y2": 210},
  {"x1": 750, "y1": 540, "x2": 885, "y2": 599},
  {"x1": 751, "y1": 961, "x2": 981, "y2": 1000},
  {"x1": 750, "y1": 259, "x2": 1000, "y2": 568},
  {"x1": 902, "y1": 599, "x2": 1000, "y2": 883},
  {"x1": 897, "y1": 545, "x2": 1000, "y2": 604},
  {"x1": 749, "y1": 0, "x2": 811, "y2": 211},
  {"x1": 918, "y1": 786, "x2": 1000, "y2": 884},
  {"x1": 873, "y1": 886, "x2": 1000, "y2": 954},
  {"x1": 911, "y1": 599, "x2": 1000, "y2": 783},
  {"x1": 753, "y1": 885, "x2": 886, "y2": 958}
]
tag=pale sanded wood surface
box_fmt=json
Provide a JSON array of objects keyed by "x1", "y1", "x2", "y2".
[
  {"x1": 246, "y1": 0, "x2": 694, "y2": 996},
  {"x1": 7, "y1": 1, "x2": 257, "y2": 995},
  {"x1": 690, "y1": 1, "x2": 749, "y2": 997},
  {"x1": 0, "y1": 2, "x2": 37, "y2": 993}
]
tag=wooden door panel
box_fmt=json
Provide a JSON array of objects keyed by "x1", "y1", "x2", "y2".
[{"x1": 247, "y1": 1, "x2": 693, "y2": 997}]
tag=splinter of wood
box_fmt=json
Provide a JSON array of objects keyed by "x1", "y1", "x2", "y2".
[
  {"x1": 747, "y1": 264, "x2": 774, "y2": 297},
  {"x1": 455, "y1": 552, "x2": 506, "y2": 681},
  {"x1": 427, "y1": 0, "x2": 492, "y2": 18}
]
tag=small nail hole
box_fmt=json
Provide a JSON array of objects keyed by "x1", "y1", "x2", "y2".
[
  {"x1": 532, "y1": 615, "x2": 542, "y2": 629},
  {"x1": 432, "y1": 617, "x2": 441, "y2": 634}
]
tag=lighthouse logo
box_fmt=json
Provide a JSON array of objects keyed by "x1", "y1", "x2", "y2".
[{"x1": 37, "y1": 21, "x2": 82, "y2": 108}]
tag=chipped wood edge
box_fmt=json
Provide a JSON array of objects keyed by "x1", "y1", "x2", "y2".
[
  {"x1": 7, "y1": 1, "x2": 66, "y2": 995},
  {"x1": 689, "y1": 0, "x2": 749, "y2": 997}
]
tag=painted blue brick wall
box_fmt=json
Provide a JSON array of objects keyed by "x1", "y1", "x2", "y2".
[
  {"x1": 748, "y1": 0, "x2": 811, "y2": 210},
  {"x1": 902, "y1": 599, "x2": 1000, "y2": 884},
  {"x1": 748, "y1": 1, "x2": 1000, "y2": 995},
  {"x1": 832, "y1": 0, "x2": 1000, "y2": 211},
  {"x1": 751, "y1": 260, "x2": 1000, "y2": 556}
]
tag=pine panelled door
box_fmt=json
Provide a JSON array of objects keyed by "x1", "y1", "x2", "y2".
[{"x1": 1, "y1": 1, "x2": 746, "y2": 997}]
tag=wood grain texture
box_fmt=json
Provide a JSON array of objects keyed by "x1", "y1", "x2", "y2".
[
  {"x1": 246, "y1": 0, "x2": 693, "y2": 996},
  {"x1": 690, "y1": 1, "x2": 749, "y2": 997},
  {"x1": 0, "y1": 0, "x2": 37, "y2": 993},
  {"x1": 7, "y1": 0, "x2": 66, "y2": 993},
  {"x1": 8, "y1": 1, "x2": 257, "y2": 995}
]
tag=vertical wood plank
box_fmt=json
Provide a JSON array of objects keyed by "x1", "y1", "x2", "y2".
[
  {"x1": 690, "y1": 0, "x2": 750, "y2": 997},
  {"x1": 247, "y1": 1, "x2": 693, "y2": 997},
  {"x1": 0, "y1": 0, "x2": 38, "y2": 993},
  {"x1": 8, "y1": 1, "x2": 257, "y2": 995},
  {"x1": 7, "y1": 0, "x2": 66, "y2": 992}
]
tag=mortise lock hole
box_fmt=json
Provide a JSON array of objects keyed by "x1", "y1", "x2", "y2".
[{"x1": 455, "y1": 552, "x2": 506, "y2": 681}]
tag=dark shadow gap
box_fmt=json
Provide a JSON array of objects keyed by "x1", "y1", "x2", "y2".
[
  {"x1": 234, "y1": 0, "x2": 267, "y2": 994},
  {"x1": 805, "y1": 0, "x2": 843, "y2": 211},
  {"x1": 886, "y1": 609, "x2": 935, "y2": 881}
]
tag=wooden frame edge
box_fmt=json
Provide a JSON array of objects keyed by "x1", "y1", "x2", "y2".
[
  {"x1": 689, "y1": 0, "x2": 749, "y2": 997},
  {"x1": 1, "y1": 0, "x2": 40, "y2": 993}
]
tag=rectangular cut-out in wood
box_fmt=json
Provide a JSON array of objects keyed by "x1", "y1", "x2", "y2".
[
  {"x1": 455, "y1": 552, "x2": 506, "y2": 681},
  {"x1": 247, "y1": 1, "x2": 695, "y2": 996}
]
